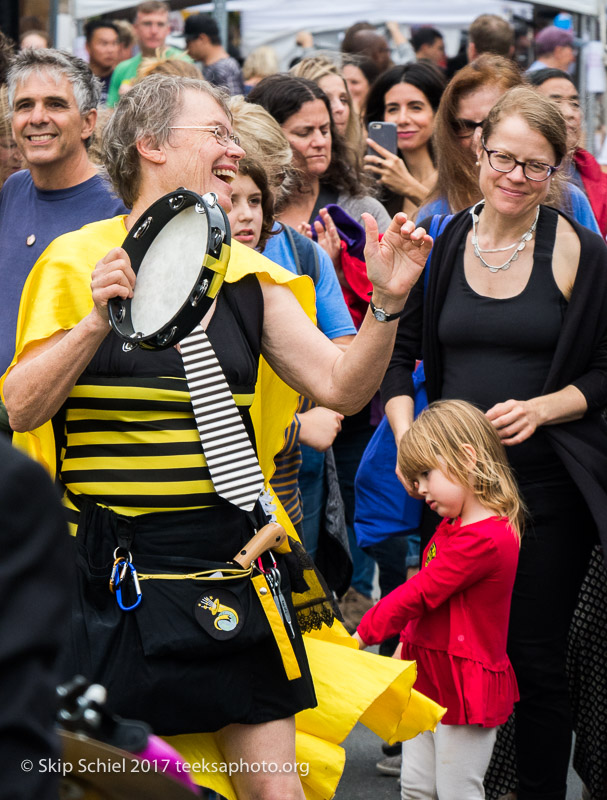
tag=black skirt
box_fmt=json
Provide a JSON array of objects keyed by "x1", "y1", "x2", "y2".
[{"x1": 62, "y1": 497, "x2": 317, "y2": 735}]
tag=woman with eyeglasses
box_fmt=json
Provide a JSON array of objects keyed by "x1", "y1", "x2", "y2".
[
  {"x1": 528, "y1": 66, "x2": 607, "y2": 800},
  {"x1": 2, "y1": 74, "x2": 444, "y2": 800},
  {"x1": 381, "y1": 86, "x2": 607, "y2": 800},
  {"x1": 419, "y1": 54, "x2": 600, "y2": 235},
  {"x1": 363, "y1": 61, "x2": 446, "y2": 219},
  {"x1": 420, "y1": 55, "x2": 521, "y2": 218}
]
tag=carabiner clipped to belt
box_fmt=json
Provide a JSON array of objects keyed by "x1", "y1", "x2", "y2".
[{"x1": 109, "y1": 549, "x2": 142, "y2": 611}]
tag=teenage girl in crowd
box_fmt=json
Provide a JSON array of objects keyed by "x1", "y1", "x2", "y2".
[
  {"x1": 364, "y1": 61, "x2": 446, "y2": 218},
  {"x1": 355, "y1": 400, "x2": 522, "y2": 800}
]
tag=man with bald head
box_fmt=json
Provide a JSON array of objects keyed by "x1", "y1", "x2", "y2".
[{"x1": 343, "y1": 27, "x2": 392, "y2": 73}]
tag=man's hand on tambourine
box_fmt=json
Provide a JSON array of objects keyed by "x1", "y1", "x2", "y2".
[
  {"x1": 91, "y1": 247, "x2": 136, "y2": 323},
  {"x1": 362, "y1": 212, "x2": 432, "y2": 312}
]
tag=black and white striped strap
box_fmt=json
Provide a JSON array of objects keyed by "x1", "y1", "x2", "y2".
[{"x1": 180, "y1": 327, "x2": 265, "y2": 512}]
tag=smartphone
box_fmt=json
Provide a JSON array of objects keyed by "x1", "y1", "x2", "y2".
[{"x1": 367, "y1": 121, "x2": 397, "y2": 156}]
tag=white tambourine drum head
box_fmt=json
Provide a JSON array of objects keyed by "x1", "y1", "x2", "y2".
[
  {"x1": 109, "y1": 189, "x2": 230, "y2": 350},
  {"x1": 130, "y1": 205, "x2": 208, "y2": 337}
]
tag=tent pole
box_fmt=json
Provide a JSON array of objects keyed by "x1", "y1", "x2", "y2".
[{"x1": 212, "y1": 0, "x2": 228, "y2": 50}]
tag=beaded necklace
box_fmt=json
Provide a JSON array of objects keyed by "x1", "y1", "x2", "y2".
[{"x1": 470, "y1": 200, "x2": 540, "y2": 273}]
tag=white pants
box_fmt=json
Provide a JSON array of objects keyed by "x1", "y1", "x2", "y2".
[{"x1": 401, "y1": 722, "x2": 498, "y2": 800}]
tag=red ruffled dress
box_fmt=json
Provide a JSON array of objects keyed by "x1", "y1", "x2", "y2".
[{"x1": 358, "y1": 516, "x2": 520, "y2": 727}]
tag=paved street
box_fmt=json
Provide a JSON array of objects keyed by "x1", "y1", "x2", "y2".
[{"x1": 335, "y1": 722, "x2": 584, "y2": 800}]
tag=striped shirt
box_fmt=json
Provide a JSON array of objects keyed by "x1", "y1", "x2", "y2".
[{"x1": 61, "y1": 374, "x2": 255, "y2": 534}]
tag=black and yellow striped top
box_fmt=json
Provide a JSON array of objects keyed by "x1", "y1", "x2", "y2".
[{"x1": 58, "y1": 277, "x2": 263, "y2": 532}]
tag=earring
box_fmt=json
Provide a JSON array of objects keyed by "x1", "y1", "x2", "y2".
[{"x1": 475, "y1": 160, "x2": 480, "y2": 166}]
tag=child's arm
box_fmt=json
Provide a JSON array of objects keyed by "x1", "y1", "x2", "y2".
[{"x1": 357, "y1": 527, "x2": 500, "y2": 646}]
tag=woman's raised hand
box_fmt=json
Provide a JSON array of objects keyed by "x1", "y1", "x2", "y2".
[
  {"x1": 90, "y1": 247, "x2": 136, "y2": 323},
  {"x1": 362, "y1": 212, "x2": 432, "y2": 304}
]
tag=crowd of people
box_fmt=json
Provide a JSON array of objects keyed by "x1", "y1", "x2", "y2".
[{"x1": 1, "y1": 3, "x2": 607, "y2": 800}]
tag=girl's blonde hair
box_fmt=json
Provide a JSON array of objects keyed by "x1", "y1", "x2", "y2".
[{"x1": 398, "y1": 399, "x2": 524, "y2": 540}]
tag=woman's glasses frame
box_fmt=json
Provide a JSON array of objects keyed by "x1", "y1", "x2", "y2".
[{"x1": 481, "y1": 139, "x2": 558, "y2": 182}]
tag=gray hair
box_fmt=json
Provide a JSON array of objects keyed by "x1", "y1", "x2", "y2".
[
  {"x1": 7, "y1": 48, "x2": 101, "y2": 115},
  {"x1": 101, "y1": 74, "x2": 230, "y2": 209}
]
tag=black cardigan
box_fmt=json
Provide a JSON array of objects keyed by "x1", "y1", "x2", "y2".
[{"x1": 381, "y1": 205, "x2": 607, "y2": 552}]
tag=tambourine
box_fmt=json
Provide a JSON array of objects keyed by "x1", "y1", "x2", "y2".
[{"x1": 109, "y1": 188, "x2": 230, "y2": 350}]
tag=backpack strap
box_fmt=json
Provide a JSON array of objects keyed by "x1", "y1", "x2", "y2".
[
  {"x1": 284, "y1": 225, "x2": 320, "y2": 284},
  {"x1": 310, "y1": 185, "x2": 339, "y2": 221},
  {"x1": 424, "y1": 213, "x2": 453, "y2": 294}
]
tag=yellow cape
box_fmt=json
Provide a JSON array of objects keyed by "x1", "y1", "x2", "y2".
[{"x1": 2, "y1": 216, "x2": 444, "y2": 799}]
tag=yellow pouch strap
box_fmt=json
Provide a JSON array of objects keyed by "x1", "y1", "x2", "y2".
[
  {"x1": 252, "y1": 573, "x2": 301, "y2": 681},
  {"x1": 137, "y1": 567, "x2": 253, "y2": 582}
]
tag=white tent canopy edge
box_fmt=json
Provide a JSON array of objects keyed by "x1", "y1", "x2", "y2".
[{"x1": 72, "y1": 0, "x2": 600, "y2": 23}]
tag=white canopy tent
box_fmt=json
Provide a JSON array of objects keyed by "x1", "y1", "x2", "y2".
[
  {"x1": 71, "y1": 0, "x2": 601, "y2": 24},
  {"x1": 68, "y1": 0, "x2": 603, "y2": 70}
]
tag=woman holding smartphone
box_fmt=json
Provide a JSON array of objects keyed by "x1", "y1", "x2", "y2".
[{"x1": 364, "y1": 62, "x2": 446, "y2": 218}]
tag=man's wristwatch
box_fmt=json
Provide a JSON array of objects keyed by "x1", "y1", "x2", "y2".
[{"x1": 368, "y1": 296, "x2": 403, "y2": 323}]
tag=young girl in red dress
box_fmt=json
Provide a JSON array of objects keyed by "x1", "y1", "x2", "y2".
[{"x1": 355, "y1": 399, "x2": 523, "y2": 800}]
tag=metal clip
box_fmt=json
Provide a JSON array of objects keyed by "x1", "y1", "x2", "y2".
[
  {"x1": 258, "y1": 554, "x2": 295, "y2": 639},
  {"x1": 109, "y1": 550, "x2": 142, "y2": 611}
]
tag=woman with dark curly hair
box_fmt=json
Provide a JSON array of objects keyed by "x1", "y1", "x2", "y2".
[
  {"x1": 248, "y1": 74, "x2": 389, "y2": 239},
  {"x1": 364, "y1": 61, "x2": 446, "y2": 218}
]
